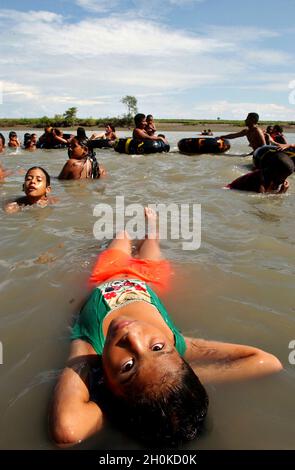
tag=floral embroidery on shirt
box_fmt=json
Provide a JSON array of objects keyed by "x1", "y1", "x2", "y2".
[{"x1": 99, "y1": 279, "x2": 151, "y2": 309}]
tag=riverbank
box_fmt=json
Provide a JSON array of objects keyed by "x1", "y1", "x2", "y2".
[{"x1": 1, "y1": 121, "x2": 295, "y2": 133}]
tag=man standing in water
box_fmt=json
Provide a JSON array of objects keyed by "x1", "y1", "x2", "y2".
[{"x1": 218, "y1": 112, "x2": 266, "y2": 151}]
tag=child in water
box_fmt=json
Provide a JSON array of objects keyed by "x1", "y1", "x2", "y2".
[
  {"x1": 24, "y1": 133, "x2": 38, "y2": 151},
  {"x1": 0, "y1": 133, "x2": 5, "y2": 153},
  {"x1": 145, "y1": 115, "x2": 157, "y2": 136},
  {"x1": 8, "y1": 131, "x2": 21, "y2": 148},
  {"x1": 4, "y1": 166, "x2": 56, "y2": 213},
  {"x1": 50, "y1": 207, "x2": 282, "y2": 447},
  {"x1": 226, "y1": 153, "x2": 294, "y2": 193}
]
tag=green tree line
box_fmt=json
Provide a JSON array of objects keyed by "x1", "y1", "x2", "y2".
[{"x1": 0, "y1": 96, "x2": 139, "y2": 129}]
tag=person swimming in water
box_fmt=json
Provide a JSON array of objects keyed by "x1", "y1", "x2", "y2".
[
  {"x1": 0, "y1": 133, "x2": 5, "y2": 153},
  {"x1": 226, "y1": 152, "x2": 294, "y2": 193},
  {"x1": 4, "y1": 166, "x2": 56, "y2": 213},
  {"x1": 8, "y1": 131, "x2": 21, "y2": 148},
  {"x1": 58, "y1": 138, "x2": 106, "y2": 180},
  {"x1": 90, "y1": 123, "x2": 117, "y2": 142},
  {"x1": 50, "y1": 207, "x2": 282, "y2": 448},
  {"x1": 24, "y1": 133, "x2": 38, "y2": 151}
]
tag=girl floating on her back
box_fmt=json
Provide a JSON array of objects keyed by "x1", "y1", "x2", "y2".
[{"x1": 50, "y1": 207, "x2": 282, "y2": 447}]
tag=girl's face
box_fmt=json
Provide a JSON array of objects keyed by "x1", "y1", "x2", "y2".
[
  {"x1": 102, "y1": 316, "x2": 181, "y2": 395},
  {"x1": 24, "y1": 168, "x2": 50, "y2": 198}
]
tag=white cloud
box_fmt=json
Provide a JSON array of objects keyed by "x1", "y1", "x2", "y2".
[
  {"x1": 0, "y1": 9, "x2": 293, "y2": 119},
  {"x1": 75, "y1": 0, "x2": 120, "y2": 13},
  {"x1": 0, "y1": 9, "x2": 62, "y2": 23},
  {"x1": 245, "y1": 50, "x2": 291, "y2": 65},
  {"x1": 1, "y1": 81, "x2": 40, "y2": 99},
  {"x1": 75, "y1": 0, "x2": 205, "y2": 13},
  {"x1": 204, "y1": 25, "x2": 280, "y2": 42},
  {"x1": 169, "y1": 0, "x2": 204, "y2": 4},
  {"x1": 193, "y1": 101, "x2": 295, "y2": 120},
  {"x1": 11, "y1": 17, "x2": 229, "y2": 58}
]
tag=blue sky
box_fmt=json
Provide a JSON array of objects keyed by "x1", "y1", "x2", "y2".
[{"x1": 0, "y1": 0, "x2": 295, "y2": 119}]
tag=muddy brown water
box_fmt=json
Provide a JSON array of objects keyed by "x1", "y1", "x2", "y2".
[{"x1": 0, "y1": 130, "x2": 294, "y2": 449}]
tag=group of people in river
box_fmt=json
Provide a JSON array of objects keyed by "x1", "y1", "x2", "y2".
[
  {"x1": 0, "y1": 111, "x2": 290, "y2": 448},
  {"x1": 1, "y1": 112, "x2": 295, "y2": 211},
  {"x1": 216, "y1": 113, "x2": 295, "y2": 193}
]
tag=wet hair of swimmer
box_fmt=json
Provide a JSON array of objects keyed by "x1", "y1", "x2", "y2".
[
  {"x1": 105, "y1": 123, "x2": 116, "y2": 132},
  {"x1": 273, "y1": 124, "x2": 283, "y2": 133},
  {"x1": 263, "y1": 153, "x2": 294, "y2": 186},
  {"x1": 9, "y1": 131, "x2": 17, "y2": 139},
  {"x1": 24, "y1": 166, "x2": 51, "y2": 187},
  {"x1": 0, "y1": 133, "x2": 5, "y2": 146},
  {"x1": 101, "y1": 357, "x2": 209, "y2": 447},
  {"x1": 134, "y1": 113, "x2": 146, "y2": 127},
  {"x1": 24, "y1": 133, "x2": 31, "y2": 145},
  {"x1": 76, "y1": 127, "x2": 87, "y2": 139},
  {"x1": 146, "y1": 114, "x2": 153, "y2": 121},
  {"x1": 247, "y1": 112, "x2": 259, "y2": 123}
]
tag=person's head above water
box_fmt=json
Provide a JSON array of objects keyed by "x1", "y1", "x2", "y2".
[
  {"x1": 134, "y1": 113, "x2": 146, "y2": 128},
  {"x1": 245, "y1": 112, "x2": 259, "y2": 126},
  {"x1": 23, "y1": 166, "x2": 51, "y2": 200},
  {"x1": 9, "y1": 131, "x2": 18, "y2": 140},
  {"x1": 101, "y1": 315, "x2": 208, "y2": 446},
  {"x1": 0, "y1": 133, "x2": 5, "y2": 147},
  {"x1": 76, "y1": 127, "x2": 87, "y2": 139},
  {"x1": 105, "y1": 123, "x2": 116, "y2": 132},
  {"x1": 273, "y1": 124, "x2": 283, "y2": 134},
  {"x1": 264, "y1": 153, "x2": 294, "y2": 187}
]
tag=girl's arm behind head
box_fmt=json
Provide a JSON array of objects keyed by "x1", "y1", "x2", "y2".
[{"x1": 184, "y1": 337, "x2": 282, "y2": 384}]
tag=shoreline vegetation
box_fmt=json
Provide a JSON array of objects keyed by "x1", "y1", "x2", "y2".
[{"x1": 1, "y1": 118, "x2": 295, "y2": 133}]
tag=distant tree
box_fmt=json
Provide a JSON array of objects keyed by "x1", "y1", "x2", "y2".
[
  {"x1": 217, "y1": 117, "x2": 221, "y2": 121},
  {"x1": 63, "y1": 107, "x2": 78, "y2": 126},
  {"x1": 39, "y1": 116, "x2": 51, "y2": 127},
  {"x1": 121, "y1": 95, "x2": 138, "y2": 124},
  {"x1": 53, "y1": 114, "x2": 64, "y2": 127}
]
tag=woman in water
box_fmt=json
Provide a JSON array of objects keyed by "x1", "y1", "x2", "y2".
[{"x1": 58, "y1": 138, "x2": 106, "y2": 180}]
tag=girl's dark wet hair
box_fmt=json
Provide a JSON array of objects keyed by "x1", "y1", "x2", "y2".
[
  {"x1": 105, "y1": 123, "x2": 116, "y2": 132},
  {"x1": 9, "y1": 131, "x2": 17, "y2": 138},
  {"x1": 101, "y1": 358, "x2": 208, "y2": 447},
  {"x1": 25, "y1": 166, "x2": 51, "y2": 186},
  {"x1": 0, "y1": 133, "x2": 5, "y2": 145},
  {"x1": 273, "y1": 124, "x2": 283, "y2": 133},
  {"x1": 23, "y1": 133, "x2": 31, "y2": 146},
  {"x1": 263, "y1": 153, "x2": 294, "y2": 186},
  {"x1": 77, "y1": 127, "x2": 87, "y2": 139}
]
